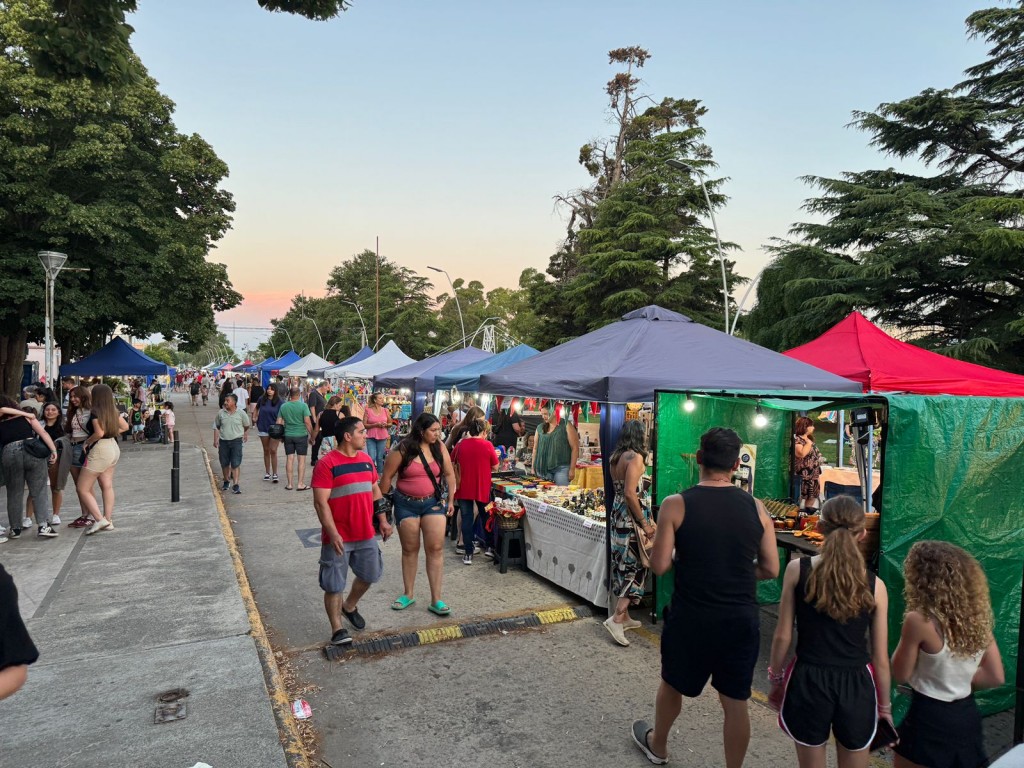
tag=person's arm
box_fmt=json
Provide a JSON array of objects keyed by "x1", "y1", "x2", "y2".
[
  {"x1": 304, "y1": 414, "x2": 313, "y2": 442},
  {"x1": 565, "y1": 420, "x2": 579, "y2": 482},
  {"x1": 117, "y1": 413, "x2": 129, "y2": 434},
  {"x1": 794, "y1": 436, "x2": 811, "y2": 459},
  {"x1": 870, "y1": 579, "x2": 893, "y2": 724},
  {"x1": 531, "y1": 427, "x2": 539, "y2": 470},
  {"x1": 754, "y1": 499, "x2": 780, "y2": 580},
  {"x1": 973, "y1": 637, "x2": 1005, "y2": 690},
  {"x1": 378, "y1": 448, "x2": 402, "y2": 495},
  {"x1": 313, "y1": 486, "x2": 343, "y2": 555},
  {"x1": 242, "y1": 411, "x2": 251, "y2": 442},
  {"x1": 624, "y1": 453, "x2": 655, "y2": 540},
  {"x1": 767, "y1": 558, "x2": 801, "y2": 710},
  {"x1": 213, "y1": 415, "x2": 221, "y2": 449},
  {"x1": 0, "y1": 407, "x2": 32, "y2": 419},
  {"x1": 253, "y1": 404, "x2": 261, "y2": 427},
  {"x1": 440, "y1": 443, "x2": 457, "y2": 516},
  {"x1": 650, "y1": 494, "x2": 683, "y2": 576},
  {"x1": 890, "y1": 611, "x2": 927, "y2": 684}
]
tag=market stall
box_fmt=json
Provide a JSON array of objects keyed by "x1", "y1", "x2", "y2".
[
  {"x1": 374, "y1": 346, "x2": 493, "y2": 418},
  {"x1": 256, "y1": 351, "x2": 301, "y2": 388},
  {"x1": 277, "y1": 352, "x2": 334, "y2": 379},
  {"x1": 307, "y1": 346, "x2": 374, "y2": 378},
  {"x1": 60, "y1": 336, "x2": 168, "y2": 378}
]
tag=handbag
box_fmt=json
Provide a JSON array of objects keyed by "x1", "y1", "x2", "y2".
[
  {"x1": 24, "y1": 436, "x2": 51, "y2": 459},
  {"x1": 267, "y1": 423, "x2": 284, "y2": 440},
  {"x1": 632, "y1": 514, "x2": 654, "y2": 568},
  {"x1": 418, "y1": 450, "x2": 446, "y2": 506}
]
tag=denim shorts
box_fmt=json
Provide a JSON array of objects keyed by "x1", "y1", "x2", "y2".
[
  {"x1": 393, "y1": 491, "x2": 445, "y2": 526},
  {"x1": 71, "y1": 442, "x2": 86, "y2": 468},
  {"x1": 218, "y1": 438, "x2": 244, "y2": 468},
  {"x1": 283, "y1": 435, "x2": 308, "y2": 456},
  {"x1": 318, "y1": 539, "x2": 383, "y2": 593}
]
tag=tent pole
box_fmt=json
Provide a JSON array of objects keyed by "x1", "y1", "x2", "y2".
[{"x1": 838, "y1": 410, "x2": 845, "y2": 468}]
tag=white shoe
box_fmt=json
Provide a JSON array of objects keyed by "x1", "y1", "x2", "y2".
[
  {"x1": 22, "y1": 517, "x2": 32, "y2": 529},
  {"x1": 85, "y1": 518, "x2": 112, "y2": 536},
  {"x1": 624, "y1": 618, "x2": 642, "y2": 631},
  {"x1": 51, "y1": 515, "x2": 61, "y2": 525},
  {"x1": 603, "y1": 617, "x2": 630, "y2": 647}
]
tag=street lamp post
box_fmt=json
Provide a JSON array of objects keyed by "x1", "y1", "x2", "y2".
[
  {"x1": 37, "y1": 251, "x2": 68, "y2": 385},
  {"x1": 428, "y1": 266, "x2": 466, "y2": 348},
  {"x1": 666, "y1": 159, "x2": 730, "y2": 334},
  {"x1": 341, "y1": 300, "x2": 369, "y2": 349},
  {"x1": 374, "y1": 332, "x2": 394, "y2": 350},
  {"x1": 277, "y1": 324, "x2": 296, "y2": 353}
]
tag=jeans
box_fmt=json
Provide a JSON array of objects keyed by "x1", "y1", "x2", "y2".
[
  {"x1": 458, "y1": 499, "x2": 488, "y2": 554},
  {"x1": 2, "y1": 442, "x2": 51, "y2": 529},
  {"x1": 393, "y1": 492, "x2": 444, "y2": 526},
  {"x1": 366, "y1": 438, "x2": 388, "y2": 477},
  {"x1": 540, "y1": 465, "x2": 571, "y2": 486}
]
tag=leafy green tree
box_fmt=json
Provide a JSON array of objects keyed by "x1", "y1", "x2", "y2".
[
  {"x1": 142, "y1": 343, "x2": 175, "y2": 367},
  {"x1": 748, "y1": 4, "x2": 1024, "y2": 370},
  {"x1": 0, "y1": 0, "x2": 240, "y2": 395}
]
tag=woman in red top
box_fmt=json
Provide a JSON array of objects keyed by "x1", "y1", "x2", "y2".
[{"x1": 451, "y1": 416, "x2": 498, "y2": 564}]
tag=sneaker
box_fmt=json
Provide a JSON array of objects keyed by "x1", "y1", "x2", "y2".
[
  {"x1": 455, "y1": 544, "x2": 465, "y2": 555},
  {"x1": 329, "y1": 628, "x2": 353, "y2": 646},
  {"x1": 51, "y1": 515, "x2": 61, "y2": 525},
  {"x1": 483, "y1": 548, "x2": 495, "y2": 560},
  {"x1": 263, "y1": 473, "x2": 271, "y2": 481},
  {"x1": 69, "y1": 516, "x2": 91, "y2": 528},
  {"x1": 602, "y1": 616, "x2": 630, "y2": 647},
  {"x1": 624, "y1": 618, "x2": 642, "y2": 631},
  {"x1": 8, "y1": 528, "x2": 21, "y2": 539},
  {"x1": 232, "y1": 484, "x2": 241, "y2": 495},
  {"x1": 272, "y1": 474, "x2": 279, "y2": 484},
  {"x1": 38, "y1": 525, "x2": 58, "y2": 538},
  {"x1": 221, "y1": 480, "x2": 230, "y2": 491},
  {"x1": 631, "y1": 720, "x2": 668, "y2": 765},
  {"x1": 341, "y1": 606, "x2": 366, "y2": 630},
  {"x1": 85, "y1": 519, "x2": 111, "y2": 536},
  {"x1": 22, "y1": 517, "x2": 32, "y2": 529},
  {"x1": 462, "y1": 554, "x2": 473, "y2": 565},
  {"x1": 0, "y1": 534, "x2": 7, "y2": 544}
]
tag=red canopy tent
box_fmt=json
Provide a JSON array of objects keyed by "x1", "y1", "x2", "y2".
[{"x1": 783, "y1": 311, "x2": 1024, "y2": 396}]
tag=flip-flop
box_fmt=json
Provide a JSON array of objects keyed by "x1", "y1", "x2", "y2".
[
  {"x1": 391, "y1": 595, "x2": 416, "y2": 610},
  {"x1": 296, "y1": 485, "x2": 310, "y2": 491},
  {"x1": 285, "y1": 485, "x2": 293, "y2": 491},
  {"x1": 427, "y1": 600, "x2": 451, "y2": 616}
]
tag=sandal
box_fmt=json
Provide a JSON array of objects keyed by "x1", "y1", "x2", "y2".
[
  {"x1": 391, "y1": 595, "x2": 416, "y2": 610},
  {"x1": 427, "y1": 600, "x2": 451, "y2": 616},
  {"x1": 285, "y1": 485, "x2": 293, "y2": 491},
  {"x1": 296, "y1": 485, "x2": 310, "y2": 491}
]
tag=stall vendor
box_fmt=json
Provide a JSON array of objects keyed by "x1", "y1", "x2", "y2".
[
  {"x1": 793, "y1": 416, "x2": 822, "y2": 511},
  {"x1": 532, "y1": 404, "x2": 579, "y2": 486}
]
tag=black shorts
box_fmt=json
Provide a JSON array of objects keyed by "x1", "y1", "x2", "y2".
[
  {"x1": 779, "y1": 660, "x2": 877, "y2": 750},
  {"x1": 283, "y1": 436, "x2": 308, "y2": 456},
  {"x1": 661, "y1": 609, "x2": 759, "y2": 701},
  {"x1": 895, "y1": 691, "x2": 986, "y2": 768}
]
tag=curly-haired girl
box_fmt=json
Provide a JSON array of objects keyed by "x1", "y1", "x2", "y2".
[
  {"x1": 891, "y1": 541, "x2": 1004, "y2": 768},
  {"x1": 768, "y1": 495, "x2": 892, "y2": 766}
]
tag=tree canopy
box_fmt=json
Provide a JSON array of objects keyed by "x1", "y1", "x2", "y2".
[{"x1": 746, "y1": 2, "x2": 1024, "y2": 372}]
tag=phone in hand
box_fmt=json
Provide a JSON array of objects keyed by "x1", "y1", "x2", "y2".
[{"x1": 870, "y1": 717, "x2": 899, "y2": 752}]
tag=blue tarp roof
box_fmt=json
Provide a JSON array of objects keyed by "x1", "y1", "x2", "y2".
[
  {"x1": 259, "y1": 351, "x2": 301, "y2": 372},
  {"x1": 477, "y1": 305, "x2": 862, "y2": 403},
  {"x1": 60, "y1": 337, "x2": 168, "y2": 377},
  {"x1": 374, "y1": 347, "x2": 493, "y2": 393},
  {"x1": 308, "y1": 346, "x2": 374, "y2": 377},
  {"x1": 434, "y1": 345, "x2": 539, "y2": 392}
]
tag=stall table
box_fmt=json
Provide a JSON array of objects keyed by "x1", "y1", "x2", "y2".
[{"x1": 819, "y1": 466, "x2": 880, "y2": 493}]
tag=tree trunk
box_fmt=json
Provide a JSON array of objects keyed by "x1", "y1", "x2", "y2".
[{"x1": 0, "y1": 330, "x2": 29, "y2": 398}]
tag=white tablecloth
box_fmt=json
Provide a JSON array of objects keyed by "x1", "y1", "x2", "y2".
[{"x1": 515, "y1": 494, "x2": 608, "y2": 608}]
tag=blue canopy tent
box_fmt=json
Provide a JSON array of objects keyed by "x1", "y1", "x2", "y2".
[
  {"x1": 477, "y1": 305, "x2": 861, "y2": 610},
  {"x1": 374, "y1": 347, "x2": 493, "y2": 417},
  {"x1": 60, "y1": 337, "x2": 168, "y2": 377},
  {"x1": 308, "y1": 346, "x2": 374, "y2": 378},
  {"x1": 434, "y1": 344, "x2": 539, "y2": 392},
  {"x1": 257, "y1": 350, "x2": 301, "y2": 387}
]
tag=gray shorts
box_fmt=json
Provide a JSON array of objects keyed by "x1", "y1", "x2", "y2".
[
  {"x1": 218, "y1": 438, "x2": 243, "y2": 469},
  {"x1": 284, "y1": 435, "x2": 308, "y2": 456},
  {"x1": 318, "y1": 539, "x2": 383, "y2": 594}
]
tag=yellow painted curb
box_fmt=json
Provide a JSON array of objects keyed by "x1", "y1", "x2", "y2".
[
  {"x1": 416, "y1": 625, "x2": 465, "y2": 644},
  {"x1": 537, "y1": 607, "x2": 578, "y2": 624},
  {"x1": 202, "y1": 448, "x2": 312, "y2": 768}
]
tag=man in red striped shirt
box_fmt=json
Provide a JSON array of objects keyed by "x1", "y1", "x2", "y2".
[{"x1": 312, "y1": 417, "x2": 393, "y2": 646}]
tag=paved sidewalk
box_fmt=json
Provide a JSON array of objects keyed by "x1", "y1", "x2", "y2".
[{"x1": 0, "y1": 431, "x2": 288, "y2": 768}]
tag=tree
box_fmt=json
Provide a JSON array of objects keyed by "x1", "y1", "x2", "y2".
[
  {"x1": 142, "y1": 343, "x2": 175, "y2": 367},
  {"x1": 23, "y1": 0, "x2": 352, "y2": 84},
  {"x1": 747, "y1": 4, "x2": 1024, "y2": 370},
  {"x1": 533, "y1": 47, "x2": 743, "y2": 343},
  {"x1": 0, "y1": 0, "x2": 240, "y2": 395}
]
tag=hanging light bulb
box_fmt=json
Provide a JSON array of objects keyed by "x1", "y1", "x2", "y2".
[
  {"x1": 683, "y1": 393, "x2": 696, "y2": 413},
  {"x1": 754, "y1": 403, "x2": 768, "y2": 428}
]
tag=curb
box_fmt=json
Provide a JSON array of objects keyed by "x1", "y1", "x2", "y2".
[
  {"x1": 201, "y1": 447, "x2": 312, "y2": 768},
  {"x1": 324, "y1": 604, "x2": 594, "y2": 661}
]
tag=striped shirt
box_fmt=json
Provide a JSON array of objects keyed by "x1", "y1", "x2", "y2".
[{"x1": 311, "y1": 449, "x2": 378, "y2": 543}]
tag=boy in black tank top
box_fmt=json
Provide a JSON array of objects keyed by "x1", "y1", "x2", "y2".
[{"x1": 631, "y1": 428, "x2": 778, "y2": 767}]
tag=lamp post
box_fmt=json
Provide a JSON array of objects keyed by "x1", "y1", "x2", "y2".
[
  {"x1": 374, "y1": 332, "x2": 394, "y2": 350},
  {"x1": 428, "y1": 266, "x2": 466, "y2": 348},
  {"x1": 730, "y1": 266, "x2": 765, "y2": 336},
  {"x1": 37, "y1": 251, "x2": 68, "y2": 385},
  {"x1": 666, "y1": 159, "x2": 730, "y2": 334},
  {"x1": 277, "y1": 324, "x2": 296, "y2": 353},
  {"x1": 341, "y1": 300, "x2": 369, "y2": 349}
]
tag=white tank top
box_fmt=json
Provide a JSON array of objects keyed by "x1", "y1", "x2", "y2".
[{"x1": 909, "y1": 641, "x2": 983, "y2": 702}]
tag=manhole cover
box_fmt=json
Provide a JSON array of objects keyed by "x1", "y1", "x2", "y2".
[{"x1": 155, "y1": 688, "x2": 189, "y2": 724}]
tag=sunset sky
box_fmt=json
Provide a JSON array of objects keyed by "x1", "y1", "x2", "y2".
[{"x1": 130, "y1": 0, "x2": 985, "y2": 354}]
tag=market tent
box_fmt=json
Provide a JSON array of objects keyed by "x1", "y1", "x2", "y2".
[
  {"x1": 434, "y1": 344, "x2": 540, "y2": 392},
  {"x1": 322, "y1": 340, "x2": 416, "y2": 379},
  {"x1": 256, "y1": 350, "x2": 301, "y2": 387},
  {"x1": 478, "y1": 306, "x2": 862, "y2": 402},
  {"x1": 278, "y1": 352, "x2": 333, "y2": 377},
  {"x1": 374, "y1": 347, "x2": 493, "y2": 393},
  {"x1": 784, "y1": 311, "x2": 1024, "y2": 396},
  {"x1": 307, "y1": 346, "x2": 374, "y2": 378},
  {"x1": 60, "y1": 336, "x2": 168, "y2": 377}
]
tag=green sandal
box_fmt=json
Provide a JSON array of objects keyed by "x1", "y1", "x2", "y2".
[
  {"x1": 391, "y1": 595, "x2": 416, "y2": 610},
  {"x1": 427, "y1": 600, "x2": 451, "y2": 616}
]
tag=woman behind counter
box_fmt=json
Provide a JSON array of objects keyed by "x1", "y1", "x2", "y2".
[
  {"x1": 532, "y1": 404, "x2": 579, "y2": 487},
  {"x1": 793, "y1": 416, "x2": 822, "y2": 511}
]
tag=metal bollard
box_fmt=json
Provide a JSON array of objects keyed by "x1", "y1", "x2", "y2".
[{"x1": 171, "y1": 435, "x2": 180, "y2": 502}]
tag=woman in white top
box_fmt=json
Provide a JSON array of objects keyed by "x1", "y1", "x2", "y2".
[{"x1": 891, "y1": 540, "x2": 1004, "y2": 768}]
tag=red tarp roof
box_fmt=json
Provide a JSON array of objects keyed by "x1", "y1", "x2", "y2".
[{"x1": 783, "y1": 311, "x2": 1024, "y2": 397}]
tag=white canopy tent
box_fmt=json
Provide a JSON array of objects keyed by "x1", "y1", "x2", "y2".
[
  {"x1": 278, "y1": 352, "x2": 334, "y2": 377},
  {"x1": 321, "y1": 340, "x2": 416, "y2": 379}
]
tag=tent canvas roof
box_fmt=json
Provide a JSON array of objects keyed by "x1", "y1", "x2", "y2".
[
  {"x1": 322, "y1": 340, "x2": 416, "y2": 379},
  {"x1": 278, "y1": 352, "x2": 334, "y2": 377},
  {"x1": 478, "y1": 305, "x2": 862, "y2": 402},
  {"x1": 374, "y1": 347, "x2": 493, "y2": 393},
  {"x1": 260, "y1": 350, "x2": 301, "y2": 372},
  {"x1": 434, "y1": 345, "x2": 540, "y2": 392},
  {"x1": 308, "y1": 346, "x2": 374, "y2": 377},
  {"x1": 60, "y1": 336, "x2": 168, "y2": 377},
  {"x1": 783, "y1": 311, "x2": 1024, "y2": 397}
]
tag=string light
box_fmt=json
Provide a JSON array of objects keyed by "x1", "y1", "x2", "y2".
[
  {"x1": 683, "y1": 393, "x2": 696, "y2": 412},
  {"x1": 754, "y1": 403, "x2": 768, "y2": 428}
]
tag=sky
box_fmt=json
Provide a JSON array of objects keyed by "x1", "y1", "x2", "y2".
[{"x1": 129, "y1": 0, "x2": 988, "y2": 354}]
